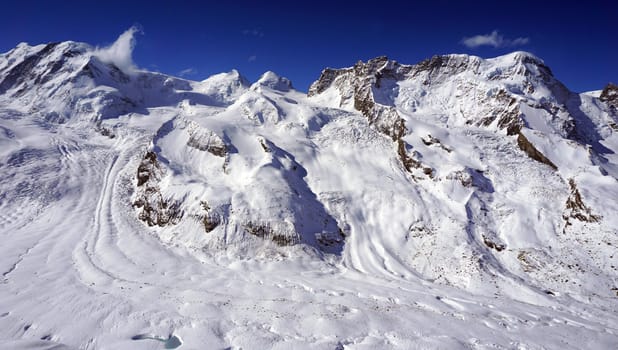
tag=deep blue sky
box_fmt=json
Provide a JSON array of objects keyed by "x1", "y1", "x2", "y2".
[{"x1": 1, "y1": 0, "x2": 616, "y2": 92}]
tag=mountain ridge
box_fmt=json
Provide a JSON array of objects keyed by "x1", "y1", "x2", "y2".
[{"x1": 1, "y1": 39, "x2": 617, "y2": 349}]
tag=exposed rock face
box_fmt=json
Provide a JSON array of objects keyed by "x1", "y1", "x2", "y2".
[
  {"x1": 516, "y1": 132, "x2": 557, "y2": 170},
  {"x1": 202, "y1": 213, "x2": 221, "y2": 232},
  {"x1": 483, "y1": 89, "x2": 523, "y2": 135},
  {"x1": 136, "y1": 151, "x2": 158, "y2": 186},
  {"x1": 309, "y1": 57, "x2": 431, "y2": 176},
  {"x1": 606, "y1": 92, "x2": 618, "y2": 129},
  {"x1": 199, "y1": 201, "x2": 221, "y2": 233},
  {"x1": 308, "y1": 53, "x2": 592, "y2": 182},
  {"x1": 483, "y1": 235, "x2": 506, "y2": 252},
  {"x1": 133, "y1": 151, "x2": 183, "y2": 226},
  {"x1": 244, "y1": 221, "x2": 300, "y2": 246},
  {"x1": 563, "y1": 178, "x2": 601, "y2": 225},
  {"x1": 421, "y1": 134, "x2": 451, "y2": 152},
  {"x1": 600, "y1": 83, "x2": 618, "y2": 109},
  {"x1": 185, "y1": 122, "x2": 228, "y2": 157}
]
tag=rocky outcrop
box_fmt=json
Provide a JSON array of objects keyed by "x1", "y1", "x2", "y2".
[
  {"x1": 186, "y1": 125, "x2": 227, "y2": 157},
  {"x1": 483, "y1": 235, "x2": 506, "y2": 252},
  {"x1": 421, "y1": 134, "x2": 452, "y2": 152},
  {"x1": 133, "y1": 151, "x2": 183, "y2": 227},
  {"x1": 307, "y1": 54, "x2": 574, "y2": 177},
  {"x1": 244, "y1": 221, "x2": 300, "y2": 246},
  {"x1": 600, "y1": 83, "x2": 618, "y2": 109},
  {"x1": 202, "y1": 213, "x2": 221, "y2": 232},
  {"x1": 410, "y1": 54, "x2": 481, "y2": 84},
  {"x1": 563, "y1": 178, "x2": 601, "y2": 226},
  {"x1": 309, "y1": 57, "x2": 432, "y2": 176},
  {"x1": 200, "y1": 201, "x2": 221, "y2": 233},
  {"x1": 307, "y1": 67, "x2": 352, "y2": 97},
  {"x1": 481, "y1": 89, "x2": 524, "y2": 135},
  {"x1": 516, "y1": 132, "x2": 557, "y2": 170}
]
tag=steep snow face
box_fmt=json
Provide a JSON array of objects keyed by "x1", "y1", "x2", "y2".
[
  {"x1": 306, "y1": 54, "x2": 618, "y2": 296},
  {"x1": 1, "y1": 41, "x2": 618, "y2": 349},
  {"x1": 308, "y1": 54, "x2": 618, "y2": 293},
  {"x1": 0, "y1": 42, "x2": 244, "y2": 124},
  {"x1": 252, "y1": 71, "x2": 293, "y2": 92},
  {"x1": 194, "y1": 69, "x2": 250, "y2": 105}
]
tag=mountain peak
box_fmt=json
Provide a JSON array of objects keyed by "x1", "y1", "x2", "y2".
[
  {"x1": 502, "y1": 50, "x2": 543, "y2": 63},
  {"x1": 201, "y1": 69, "x2": 249, "y2": 85},
  {"x1": 0, "y1": 40, "x2": 94, "y2": 97},
  {"x1": 252, "y1": 71, "x2": 293, "y2": 91},
  {"x1": 488, "y1": 51, "x2": 554, "y2": 82}
]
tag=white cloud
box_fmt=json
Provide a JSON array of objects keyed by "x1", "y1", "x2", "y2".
[
  {"x1": 510, "y1": 37, "x2": 530, "y2": 46},
  {"x1": 94, "y1": 26, "x2": 141, "y2": 73},
  {"x1": 248, "y1": 55, "x2": 257, "y2": 62},
  {"x1": 461, "y1": 30, "x2": 529, "y2": 49},
  {"x1": 178, "y1": 68, "x2": 197, "y2": 77}
]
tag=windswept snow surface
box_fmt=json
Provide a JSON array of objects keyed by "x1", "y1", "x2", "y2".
[{"x1": 0, "y1": 42, "x2": 617, "y2": 349}]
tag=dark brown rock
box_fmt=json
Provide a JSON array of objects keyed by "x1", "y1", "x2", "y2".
[
  {"x1": 516, "y1": 132, "x2": 558, "y2": 170},
  {"x1": 133, "y1": 151, "x2": 183, "y2": 226},
  {"x1": 600, "y1": 83, "x2": 618, "y2": 109},
  {"x1": 563, "y1": 178, "x2": 601, "y2": 225}
]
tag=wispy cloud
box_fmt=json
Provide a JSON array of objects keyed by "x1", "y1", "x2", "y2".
[
  {"x1": 178, "y1": 67, "x2": 197, "y2": 77},
  {"x1": 248, "y1": 55, "x2": 257, "y2": 62},
  {"x1": 94, "y1": 26, "x2": 141, "y2": 73},
  {"x1": 242, "y1": 29, "x2": 264, "y2": 38},
  {"x1": 461, "y1": 30, "x2": 529, "y2": 49}
]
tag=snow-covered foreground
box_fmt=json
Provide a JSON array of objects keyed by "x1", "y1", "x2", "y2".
[
  {"x1": 0, "y1": 127, "x2": 615, "y2": 350},
  {"x1": 0, "y1": 37, "x2": 617, "y2": 349}
]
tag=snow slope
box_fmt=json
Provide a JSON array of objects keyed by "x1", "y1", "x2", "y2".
[{"x1": 0, "y1": 39, "x2": 617, "y2": 349}]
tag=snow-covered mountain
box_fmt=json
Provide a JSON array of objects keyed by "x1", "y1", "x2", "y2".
[{"x1": 1, "y1": 39, "x2": 617, "y2": 349}]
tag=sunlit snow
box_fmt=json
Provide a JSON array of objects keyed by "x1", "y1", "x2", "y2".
[{"x1": 0, "y1": 37, "x2": 617, "y2": 349}]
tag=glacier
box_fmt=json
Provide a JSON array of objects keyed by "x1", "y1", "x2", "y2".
[{"x1": 0, "y1": 39, "x2": 617, "y2": 349}]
